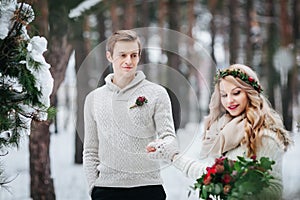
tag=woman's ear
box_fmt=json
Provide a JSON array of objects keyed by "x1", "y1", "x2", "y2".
[{"x1": 106, "y1": 51, "x2": 113, "y2": 62}]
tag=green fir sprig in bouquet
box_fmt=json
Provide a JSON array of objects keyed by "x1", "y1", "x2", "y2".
[{"x1": 193, "y1": 156, "x2": 275, "y2": 200}]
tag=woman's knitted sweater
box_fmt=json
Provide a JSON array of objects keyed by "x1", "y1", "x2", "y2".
[{"x1": 83, "y1": 71, "x2": 175, "y2": 192}]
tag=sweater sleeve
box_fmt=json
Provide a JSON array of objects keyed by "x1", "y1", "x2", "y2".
[
  {"x1": 83, "y1": 92, "x2": 100, "y2": 192},
  {"x1": 153, "y1": 87, "x2": 176, "y2": 138},
  {"x1": 172, "y1": 154, "x2": 215, "y2": 180}
]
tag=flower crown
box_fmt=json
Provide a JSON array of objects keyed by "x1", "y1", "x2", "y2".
[{"x1": 215, "y1": 69, "x2": 263, "y2": 93}]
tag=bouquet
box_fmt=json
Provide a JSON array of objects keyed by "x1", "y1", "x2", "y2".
[{"x1": 193, "y1": 156, "x2": 275, "y2": 200}]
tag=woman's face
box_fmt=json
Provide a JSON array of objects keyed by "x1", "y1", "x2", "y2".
[{"x1": 219, "y1": 79, "x2": 248, "y2": 117}]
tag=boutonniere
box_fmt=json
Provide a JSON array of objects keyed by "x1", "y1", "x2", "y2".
[{"x1": 130, "y1": 96, "x2": 148, "y2": 109}]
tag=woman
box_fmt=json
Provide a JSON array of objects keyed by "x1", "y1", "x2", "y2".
[{"x1": 147, "y1": 64, "x2": 292, "y2": 200}]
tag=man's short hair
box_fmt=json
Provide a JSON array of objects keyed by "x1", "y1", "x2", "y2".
[{"x1": 106, "y1": 30, "x2": 142, "y2": 56}]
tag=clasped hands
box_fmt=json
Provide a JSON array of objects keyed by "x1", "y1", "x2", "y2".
[{"x1": 146, "y1": 136, "x2": 180, "y2": 162}]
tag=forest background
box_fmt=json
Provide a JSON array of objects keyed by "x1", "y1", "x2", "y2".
[{"x1": 0, "y1": 0, "x2": 299, "y2": 199}]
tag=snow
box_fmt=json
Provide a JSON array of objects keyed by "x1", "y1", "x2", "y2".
[
  {"x1": 0, "y1": 83, "x2": 300, "y2": 200},
  {"x1": 0, "y1": 81, "x2": 199, "y2": 200},
  {"x1": 69, "y1": 0, "x2": 102, "y2": 19}
]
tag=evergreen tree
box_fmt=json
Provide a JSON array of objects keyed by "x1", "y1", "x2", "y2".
[{"x1": 0, "y1": 0, "x2": 53, "y2": 187}]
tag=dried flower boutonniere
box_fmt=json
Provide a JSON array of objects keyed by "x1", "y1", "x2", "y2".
[{"x1": 130, "y1": 96, "x2": 148, "y2": 109}]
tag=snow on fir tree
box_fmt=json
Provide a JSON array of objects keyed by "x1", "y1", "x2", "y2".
[{"x1": 0, "y1": 0, "x2": 53, "y2": 148}]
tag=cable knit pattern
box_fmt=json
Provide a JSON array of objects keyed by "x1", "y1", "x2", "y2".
[
  {"x1": 83, "y1": 71, "x2": 175, "y2": 193},
  {"x1": 172, "y1": 129, "x2": 285, "y2": 200}
]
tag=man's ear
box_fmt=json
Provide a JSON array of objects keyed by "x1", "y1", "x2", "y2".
[{"x1": 106, "y1": 51, "x2": 113, "y2": 62}]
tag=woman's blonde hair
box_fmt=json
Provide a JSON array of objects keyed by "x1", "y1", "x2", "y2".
[{"x1": 204, "y1": 64, "x2": 291, "y2": 156}]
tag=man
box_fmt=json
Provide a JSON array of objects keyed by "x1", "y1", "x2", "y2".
[{"x1": 83, "y1": 30, "x2": 178, "y2": 200}]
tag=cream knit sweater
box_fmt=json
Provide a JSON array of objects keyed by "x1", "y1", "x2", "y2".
[{"x1": 83, "y1": 71, "x2": 175, "y2": 192}]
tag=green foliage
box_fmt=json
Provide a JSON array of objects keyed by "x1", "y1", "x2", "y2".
[
  {"x1": 215, "y1": 69, "x2": 263, "y2": 93},
  {"x1": 193, "y1": 156, "x2": 275, "y2": 200},
  {"x1": 47, "y1": 106, "x2": 57, "y2": 121},
  {"x1": 0, "y1": 1, "x2": 52, "y2": 149}
]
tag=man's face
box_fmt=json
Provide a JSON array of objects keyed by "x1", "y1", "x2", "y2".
[{"x1": 106, "y1": 40, "x2": 140, "y2": 80}]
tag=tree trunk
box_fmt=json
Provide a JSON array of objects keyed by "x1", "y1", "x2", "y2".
[
  {"x1": 29, "y1": 0, "x2": 73, "y2": 198},
  {"x1": 158, "y1": 0, "x2": 166, "y2": 28},
  {"x1": 208, "y1": 0, "x2": 217, "y2": 65},
  {"x1": 110, "y1": 1, "x2": 119, "y2": 32},
  {"x1": 74, "y1": 35, "x2": 85, "y2": 164},
  {"x1": 140, "y1": 1, "x2": 150, "y2": 65},
  {"x1": 228, "y1": 0, "x2": 239, "y2": 64},
  {"x1": 263, "y1": 0, "x2": 278, "y2": 107},
  {"x1": 74, "y1": 16, "x2": 91, "y2": 164},
  {"x1": 279, "y1": 0, "x2": 294, "y2": 131},
  {"x1": 30, "y1": 25, "x2": 72, "y2": 200},
  {"x1": 29, "y1": 1, "x2": 55, "y2": 199},
  {"x1": 292, "y1": 0, "x2": 300, "y2": 108},
  {"x1": 96, "y1": 8, "x2": 111, "y2": 87},
  {"x1": 30, "y1": 121, "x2": 55, "y2": 200},
  {"x1": 124, "y1": 0, "x2": 136, "y2": 29},
  {"x1": 166, "y1": 0, "x2": 185, "y2": 128},
  {"x1": 245, "y1": 1, "x2": 254, "y2": 67}
]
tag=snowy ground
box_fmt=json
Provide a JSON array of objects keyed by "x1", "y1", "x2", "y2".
[{"x1": 0, "y1": 84, "x2": 300, "y2": 200}]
